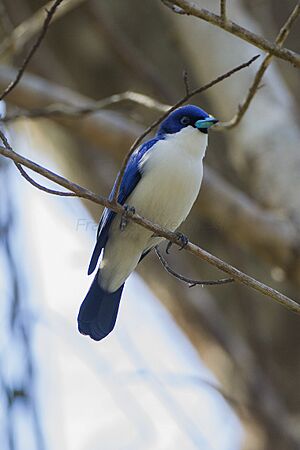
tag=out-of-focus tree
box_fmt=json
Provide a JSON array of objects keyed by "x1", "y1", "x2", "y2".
[{"x1": 0, "y1": 1, "x2": 299, "y2": 449}]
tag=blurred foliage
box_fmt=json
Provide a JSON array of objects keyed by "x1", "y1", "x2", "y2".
[{"x1": 0, "y1": 1, "x2": 300, "y2": 449}]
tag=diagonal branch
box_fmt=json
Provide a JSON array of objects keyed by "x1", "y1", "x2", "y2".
[
  {"x1": 0, "y1": 142, "x2": 299, "y2": 315},
  {"x1": 162, "y1": 0, "x2": 300, "y2": 68},
  {"x1": 0, "y1": 128, "x2": 75, "y2": 196},
  {"x1": 0, "y1": 0, "x2": 64, "y2": 101},
  {"x1": 221, "y1": 2, "x2": 300, "y2": 129},
  {"x1": 112, "y1": 54, "x2": 259, "y2": 203}
]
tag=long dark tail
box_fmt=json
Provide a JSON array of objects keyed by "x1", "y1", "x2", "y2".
[{"x1": 78, "y1": 270, "x2": 124, "y2": 341}]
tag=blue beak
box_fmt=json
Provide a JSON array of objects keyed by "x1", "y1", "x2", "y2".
[{"x1": 195, "y1": 117, "x2": 218, "y2": 130}]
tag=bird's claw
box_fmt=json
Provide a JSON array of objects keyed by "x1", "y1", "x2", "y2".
[
  {"x1": 177, "y1": 232, "x2": 189, "y2": 250},
  {"x1": 120, "y1": 204, "x2": 135, "y2": 231},
  {"x1": 166, "y1": 232, "x2": 189, "y2": 254}
]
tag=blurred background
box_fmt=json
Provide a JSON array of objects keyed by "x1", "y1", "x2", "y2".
[{"x1": 0, "y1": 1, "x2": 300, "y2": 449}]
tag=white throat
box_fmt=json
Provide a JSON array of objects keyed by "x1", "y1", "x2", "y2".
[{"x1": 165, "y1": 125, "x2": 208, "y2": 159}]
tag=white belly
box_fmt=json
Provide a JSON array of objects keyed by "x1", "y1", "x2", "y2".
[
  {"x1": 130, "y1": 150, "x2": 203, "y2": 230},
  {"x1": 100, "y1": 127, "x2": 207, "y2": 292}
]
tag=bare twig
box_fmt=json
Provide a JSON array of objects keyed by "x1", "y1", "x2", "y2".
[
  {"x1": 220, "y1": 0, "x2": 226, "y2": 21},
  {"x1": 155, "y1": 246, "x2": 234, "y2": 286},
  {"x1": 276, "y1": 2, "x2": 300, "y2": 44},
  {"x1": 0, "y1": 142, "x2": 299, "y2": 315},
  {"x1": 182, "y1": 70, "x2": 190, "y2": 95},
  {"x1": 201, "y1": 168, "x2": 300, "y2": 278},
  {"x1": 0, "y1": 0, "x2": 87, "y2": 60},
  {"x1": 112, "y1": 54, "x2": 259, "y2": 203},
  {"x1": 221, "y1": 3, "x2": 300, "y2": 129},
  {"x1": 0, "y1": 0, "x2": 64, "y2": 101},
  {"x1": 0, "y1": 66, "x2": 142, "y2": 157},
  {"x1": 0, "y1": 91, "x2": 169, "y2": 122},
  {"x1": 14, "y1": 163, "x2": 76, "y2": 197},
  {"x1": 0, "y1": 128, "x2": 74, "y2": 197},
  {"x1": 86, "y1": 2, "x2": 174, "y2": 101},
  {"x1": 162, "y1": 0, "x2": 300, "y2": 68}
]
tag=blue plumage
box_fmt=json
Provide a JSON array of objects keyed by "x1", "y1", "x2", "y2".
[
  {"x1": 157, "y1": 105, "x2": 209, "y2": 136},
  {"x1": 78, "y1": 271, "x2": 124, "y2": 341},
  {"x1": 87, "y1": 137, "x2": 160, "y2": 275},
  {"x1": 78, "y1": 105, "x2": 218, "y2": 342}
]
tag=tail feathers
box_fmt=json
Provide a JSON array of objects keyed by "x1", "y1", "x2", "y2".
[{"x1": 78, "y1": 271, "x2": 124, "y2": 341}]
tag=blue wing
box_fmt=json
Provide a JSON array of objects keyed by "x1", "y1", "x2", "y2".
[{"x1": 88, "y1": 137, "x2": 160, "y2": 275}]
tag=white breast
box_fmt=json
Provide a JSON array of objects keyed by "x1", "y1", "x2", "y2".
[
  {"x1": 131, "y1": 126, "x2": 208, "y2": 229},
  {"x1": 100, "y1": 126, "x2": 208, "y2": 292}
]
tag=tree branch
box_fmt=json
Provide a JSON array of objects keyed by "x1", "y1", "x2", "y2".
[
  {"x1": 0, "y1": 91, "x2": 169, "y2": 122},
  {"x1": 14, "y1": 162, "x2": 76, "y2": 197},
  {"x1": 221, "y1": 2, "x2": 300, "y2": 129},
  {"x1": 0, "y1": 0, "x2": 64, "y2": 101},
  {"x1": 155, "y1": 246, "x2": 234, "y2": 286},
  {"x1": 112, "y1": 54, "x2": 259, "y2": 203},
  {"x1": 0, "y1": 128, "x2": 75, "y2": 196},
  {"x1": 0, "y1": 65, "x2": 142, "y2": 152},
  {"x1": 0, "y1": 141, "x2": 299, "y2": 315},
  {"x1": 162, "y1": 0, "x2": 300, "y2": 68}
]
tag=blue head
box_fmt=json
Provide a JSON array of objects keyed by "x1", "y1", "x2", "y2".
[{"x1": 157, "y1": 105, "x2": 218, "y2": 137}]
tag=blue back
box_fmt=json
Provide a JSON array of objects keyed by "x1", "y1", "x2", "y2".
[{"x1": 88, "y1": 137, "x2": 160, "y2": 274}]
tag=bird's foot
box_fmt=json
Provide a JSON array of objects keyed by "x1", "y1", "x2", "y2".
[
  {"x1": 120, "y1": 204, "x2": 135, "y2": 231},
  {"x1": 166, "y1": 232, "x2": 189, "y2": 254}
]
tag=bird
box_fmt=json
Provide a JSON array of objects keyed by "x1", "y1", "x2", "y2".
[{"x1": 77, "y1": 104, "x2": 218, "y2": 341}]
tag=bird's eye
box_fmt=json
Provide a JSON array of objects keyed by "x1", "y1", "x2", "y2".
[{"x1": 180, "y1": 116, "x2": 190, "y2": 126}]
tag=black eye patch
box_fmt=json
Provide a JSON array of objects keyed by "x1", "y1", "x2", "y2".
[{"x1": 180, "y1": 116, "x2": 190, "y2": 126}]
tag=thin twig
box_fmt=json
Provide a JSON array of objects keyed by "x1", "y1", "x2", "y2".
[
  {"x1": 163, "y1": 0, "x2": 300, "y2": 68},
  {"x1": 112, "y1": 54, "x2": 259, "y2": 203},
  {"x1": 14, "y1": 163, "x2": 76, "y2": 196},
  {"x1": 220, "y1": 0, "x2": 226, "y2": 21},
  {"x1": 221, "y1": 3, "x2": 300, "y2": 129},
  {"x1": 0, "y1": 128, "x2": 74, "y2": 197},
  {"x1": 155, "y1": 246, "x2": 234, "y2": 286},
  {"x1": 86, "y1": 2, "x2": 174, "y2": 101},
  {"x1": 0, "y1": 0, "x2": 87, "y2": 60},
  {"x1": 0, "y1": 0, "x2": 64, "y2": 101},
  {"x1": 0, "y1": 91, "x2": 169, "y2": 122},
  {"x1": 276, "y1": 2, "x2": 300, "y2": 44},
  {"x1": 0, "y1": 143, "x2": 299, "y2": 315},
  {"x1": 183, "y1": 70, "x2": 190, "y2": 95}
]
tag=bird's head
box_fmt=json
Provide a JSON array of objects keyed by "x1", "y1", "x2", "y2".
[{"x1": 157, "y1": 105, "x2": 218, "y2": 137}]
